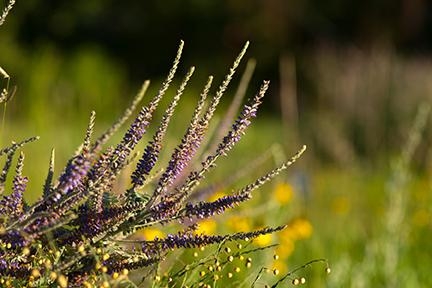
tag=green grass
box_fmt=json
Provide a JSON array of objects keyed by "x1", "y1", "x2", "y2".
[
  {"x1": 3, "y1": 111, "x2": 431, "y2": 287},
  {"x1": 2, "y1": 39, "x2": 431, "y2": 286}
]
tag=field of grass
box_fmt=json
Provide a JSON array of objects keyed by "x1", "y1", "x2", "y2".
[
  {"x1": 2, "y1": 33, "x2": 432, "y2": 286},
  {"x1": 2, "y1": 99, "x2": 431, "y2": 286}
]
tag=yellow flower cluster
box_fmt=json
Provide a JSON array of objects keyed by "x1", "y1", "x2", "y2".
[
  {"x1": 254, "y1": 233, "x2": 273, "y2": 247},
  {"x1": 282, "y1": 218, "x2": 313, "y2": 241},
  {"x1": 211, "y1": 184, "x2": 314, "y2": 276},
  {"x1": 273, "y1": 218, "x2": 313, "y2": 273}
]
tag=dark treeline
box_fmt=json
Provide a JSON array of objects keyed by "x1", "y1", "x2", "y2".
[
  {"x1": 3, "y1": 0, "x2": 432, "y2": 164},
  {"x1": 8, "y1": 0, "x2": 432, "y2": 81}
]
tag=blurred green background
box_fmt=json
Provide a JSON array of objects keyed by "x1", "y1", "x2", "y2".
[{"x1": 1, "y1": 0, "x2": 432, "y2": 287}]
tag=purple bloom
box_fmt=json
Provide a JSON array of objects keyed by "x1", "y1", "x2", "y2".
[
  {"x1": 131, "y1": 67, "x2": 194, "y2": 188},
  {"x1": 153, "y1": 76, "x2": 213, "y2": 197},
  {"x1": 57, "y1": 154, "x2": 91, "y2": 195},
  {"x1": 131, "y1": 142, "x2": 160, "y2": 186},
  {"x1": 164, "y1": 81, "x2": 269, "y2": 206},
  {"x1": 184, "y1": 193, "x2": 251, "y2": 219}
]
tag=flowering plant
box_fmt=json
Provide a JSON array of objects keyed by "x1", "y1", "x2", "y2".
[{"x1": 0, "y1": 39, "x2": 310, "y2": 287}]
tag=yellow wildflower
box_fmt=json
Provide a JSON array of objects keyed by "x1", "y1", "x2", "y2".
[
  {"x1": 275, "y1": 239, "x2": 294, "y2": 259},
  {"x1": 282, "y1": 218, "x2": 313, "y2": 241},
  {"x1": 273, "y1": 182, "x2": 294, "y2": 205},
  {"x1": 227, "y1": 216, "x2": 251, "y2": 232},
  {"x1": 137, "y1": 228, "x2": 165, "y2": 240},
  {"x1": 292, "y1": 218, "x2": 313, "y2": 239},
  {"x1": 195, "y1": 219, "x2": 217, "y2": 235},
  {"x1": 254, "y1": 233, "x2": 272, "y2": 247}
]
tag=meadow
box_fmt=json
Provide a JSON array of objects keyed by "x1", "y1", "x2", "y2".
[{"x1": 2, "y1": 5, "x2": 432, "y2": 286}]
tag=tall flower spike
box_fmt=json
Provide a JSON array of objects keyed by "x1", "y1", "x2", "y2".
[
  {"x1": 0, "y1": 151, "x2": 14, "y2": 194},
  {"x1": 163, "y1": 40, "x2": 250, "y2": 177},
  {"x1": 0, "y1": 0, "x2": 16, "y2": 27},
  {"x1": 189, "y1": 76, "x2": 213, "y2": 129},
  {"x1": 130, "y1": 66, "x2": 195, "y2": 190},
  {"x1": 149, "y1": 42, "x2": 250, "y2": 202},
  {"x1": 173, "y1": 80, "x2": 270, "y2": 204},
  {"x1": 103, "y1": 254, "x2": 160, "y2": 273},
  {"x1": 147, "y1": 193, "x2": 252, "y2": 225},
  {"x1": 151, "y1": 76, "x2": 214, "y2": 200},
  {"x1": 215, "y1": 80, "x2": 269, "y2": 154},
  {"x1": 0, "y1": 136, "x2": 39, "y2": 194},
  {"x1": 83, "y1": 111, "x2": 96, "y2": 152},
  {"x1": 54, "y1": 110, "x2": 98, "y2": 195},
  {"x1": 183, "y1": 193, "x2": 251, "y2": 220},
  {"x1": 0, "y1": 152, "x2": 27, "y2": 218},
  {"x1": 71, "y1": 110, "x2": 97, "y2": 157},
  {"x1": 85, "y1": 80, "x2": 150, "y2": 199},
  {"x1": 141, "y1": 225, "x2": 285, "y2": 254},
  {"x1": 0, "y1": 136, "x2": 39, "y2": 157},
  {"x1": 86, "y1": 146, "x2": 115, "y2": 212},
  {"x1": 108, "y1": 40, "x2": 184, "y2": 177},
  {"x1": 186, "y1": 41, "x2": 250, "y2": 143},
  {"x1": 0, "y1": 66, "x2": 9, "y2": 79},
  {"x1": 207, "y1": 58, "x2": 256, "y2": 153},
  {"x1": 12, "y1": 152, "x2": 27, "y2": 199},
  {"x1": 43, "y1": 148, "x2": 55, "y2": 199},
  {"x1": 43, "y1": 152, "x2": 90, "y2": 208},
  {"x1": 205, "y1": 41, "x2": 249, "y2": 124},
  {"x1": 34, "y1": 112, "x2": 97, "y2": 213},
  {"x1": 0, "y1": 65, "x2": 10, "y2": 103},
  {"x1": 93, "y1": 80, "x2": 150, "y2": 152}
]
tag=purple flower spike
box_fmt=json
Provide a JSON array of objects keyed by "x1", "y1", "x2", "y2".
[{"x1": 184, "y1": 193, "x2": 251, "y2": 219}]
